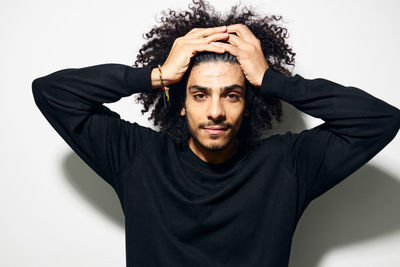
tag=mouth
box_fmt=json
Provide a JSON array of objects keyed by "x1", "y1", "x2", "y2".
[{"x1": 203, "y1": 128, "x2": 227, "y2": 135}]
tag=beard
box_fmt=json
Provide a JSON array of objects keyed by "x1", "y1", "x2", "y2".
[{"x1": 184, "y1": 113, "x2": 236, "y2": 152}]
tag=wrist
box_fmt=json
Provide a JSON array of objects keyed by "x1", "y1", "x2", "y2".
[{"x1": 151, "y1": 67, "x2": 173, "y2": 89}]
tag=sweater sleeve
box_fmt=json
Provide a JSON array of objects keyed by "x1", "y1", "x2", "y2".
[
  {"x1": 259, "y1": 68, "x2": 400, "y2": 205},
  {"x1": 31, "y1": 63, "x2": 159, "y2": 194}
]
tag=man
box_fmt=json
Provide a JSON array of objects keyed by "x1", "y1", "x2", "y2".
[{"x1": 32, "y1": 1, "x2": 400, "y2": 266}]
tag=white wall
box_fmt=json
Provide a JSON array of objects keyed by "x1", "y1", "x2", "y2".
[{"x1": 1, "y1": 0, "x2": 399, "y2": 266}]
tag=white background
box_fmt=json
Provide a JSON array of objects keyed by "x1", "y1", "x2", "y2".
[{"x1": 1, "y1": 0, "x2": 400, "y2": 266}]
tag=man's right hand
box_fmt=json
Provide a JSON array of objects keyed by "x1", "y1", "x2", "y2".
[{"x1": 151, "y1": 25, "x2": 229, "y2": 88}]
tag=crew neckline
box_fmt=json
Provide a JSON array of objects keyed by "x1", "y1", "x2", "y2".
[{"x1": 182, "y1": 142, "x2": 246, "y2": 169}]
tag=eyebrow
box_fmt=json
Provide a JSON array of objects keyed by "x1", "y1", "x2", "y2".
[{"x1": 188, "y1": 84, "x2": 244, "y2": 94}]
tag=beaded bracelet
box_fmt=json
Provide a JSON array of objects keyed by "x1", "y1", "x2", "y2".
[{"x1": 157, "y1": 64, "x2": 170, "y2": 108}]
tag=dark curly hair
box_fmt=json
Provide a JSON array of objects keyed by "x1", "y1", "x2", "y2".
[{"x1": 132, "y1": 0, "x2": 296, "y2": 154}]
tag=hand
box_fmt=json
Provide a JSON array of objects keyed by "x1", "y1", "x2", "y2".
[
  {"x1": 209, "y1": 24, "x2": 269, "y2": 87},
  {"x1": 160, "y1": 25, "x2": 229, "y2": 85}
]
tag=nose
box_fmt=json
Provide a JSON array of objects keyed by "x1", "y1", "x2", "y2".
[{"x1": 206, "y1": 97, "x2": 226, "y2": 122}]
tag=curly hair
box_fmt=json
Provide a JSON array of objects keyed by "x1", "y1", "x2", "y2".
[{"x1": 131, "y1": 0, "x2": 296, "y2": 154}]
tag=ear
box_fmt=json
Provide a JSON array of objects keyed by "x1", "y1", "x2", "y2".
[{"x1": 180, "y1": 103, "x2": 186, "y2": 116}]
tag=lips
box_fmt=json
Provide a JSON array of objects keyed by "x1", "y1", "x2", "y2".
[{"x1": 204, "y1": 127, "x2": 227, "y2": 134}]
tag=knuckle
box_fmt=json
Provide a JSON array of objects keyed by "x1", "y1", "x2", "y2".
[
  {"x1": 210, "y1": 33, "x2": 222, "y2": 39},
  {"x1": 174, "y1": 37, "x2": 184, "y2": 46},
  {"x1": 255, "y1": 39, "x2": 262, "y2": 48}
]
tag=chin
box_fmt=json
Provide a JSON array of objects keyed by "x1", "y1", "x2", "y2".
[
  {"x1": 203, "y1": 142, "x2": 227, "y2": 152},
  {"x1": 199, "y1": 136, "x2": 233, "y2": 152}
]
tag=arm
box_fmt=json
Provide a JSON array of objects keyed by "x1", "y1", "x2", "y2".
[
  {"x1": 32, "y1": 63, "x2": 160, "y2": 194},
  {"x1": 259, "y1": 68, "x2": 400, "y2": 206}
]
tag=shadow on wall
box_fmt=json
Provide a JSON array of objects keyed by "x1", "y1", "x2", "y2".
[
  {"x1": 263, "y1": 101, "x2": 309, "y2": 139},
  {"x1": 62, "y1": 154, "x2": 125, "y2": 228},
  {"x1": 289, "y1": 164, "x2": 400, "y2": 267},
  {"x1": 60, "y1": 101, "x2": 400, "y2": 267}
]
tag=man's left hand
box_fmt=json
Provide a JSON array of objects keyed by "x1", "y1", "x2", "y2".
[{"x1": 210, "y1": 24, "x2": 269, "y2": 87}]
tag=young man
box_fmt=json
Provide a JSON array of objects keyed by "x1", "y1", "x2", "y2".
[{"x1": 32, "y1": 2, "x2": 400, "y2": 267}]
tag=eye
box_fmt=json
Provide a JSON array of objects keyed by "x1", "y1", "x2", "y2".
[
  {"x1": 193, "y1": 93, "x2": 240, "y2": 101},
  {"x1": 194, "y1": 93, "x2": 205, "y2": 100},
  {"x1": 227, "y1": 94, "x2": 240, "y2": 100}
]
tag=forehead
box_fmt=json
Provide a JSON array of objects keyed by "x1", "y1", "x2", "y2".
[{"x1": 186, "y1": 62, "x2": 245, "y2": 89}]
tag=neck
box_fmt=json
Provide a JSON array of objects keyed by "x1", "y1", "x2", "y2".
[{"x1": 187, "y1": 138, "x2": 239, "y2": 164}]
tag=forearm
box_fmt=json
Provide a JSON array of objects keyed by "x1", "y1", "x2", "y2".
[
  {"x1": 259, "y1": 68, "x2": 400, "y2": 142},
  {"x1": 150, "y1": 67, "x2": 174, "y2": 89},
  {"x1": 32, "y1": 63, "x2": 155, "y2": 110}
]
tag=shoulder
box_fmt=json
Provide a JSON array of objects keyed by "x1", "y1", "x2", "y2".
[{"x1": 245, "y1": 131, "x2": 295, "y2": 161}]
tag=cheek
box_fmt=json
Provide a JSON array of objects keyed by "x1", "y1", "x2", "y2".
[
  {"x1": 185, "y1": 110, "x2": 198, "y2": 128},
  {"x1": 231, "y1": 111, "x2": 246, "y2": 127}
]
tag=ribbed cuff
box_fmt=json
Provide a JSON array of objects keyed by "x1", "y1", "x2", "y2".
[
  {"x1": 124, "y1": 65, "x2": 155, "y2": 94},
  {"x1": 258, "y1": 68, "x2": 289, "y2": 98}
]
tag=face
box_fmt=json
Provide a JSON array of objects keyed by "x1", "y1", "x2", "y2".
[{"x1": 181, "y1": 61, "x2": 249, "y2": 152}]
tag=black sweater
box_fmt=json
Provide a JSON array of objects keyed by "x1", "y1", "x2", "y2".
[{"x1": 32, "y1": 63, "x2": 400, "y2": 267}]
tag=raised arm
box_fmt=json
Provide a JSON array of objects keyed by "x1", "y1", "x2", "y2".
[
  {"x1": 32, "y1": 63, "x2": 160, "y2": 194},
  {"x1": 260, "y1": 68, "x2": 400, "y2": 208}
]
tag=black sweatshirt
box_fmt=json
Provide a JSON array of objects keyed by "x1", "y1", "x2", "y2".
[{"x1": 32, "y1": 63, "x2": 400, "y2": 267}]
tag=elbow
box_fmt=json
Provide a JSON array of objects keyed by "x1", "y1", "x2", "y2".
[
  {"x1": 32, "y1": 78, "x2": 41, "y2": 100},
  {"x1": 383, "y1": 107, "x2": 400, "y2": 142},
  {"x1": 31, "y1": 77, "x2": 50, "y2": 107},
  {"x1": 32, "y1": 77, "x2": 46, "y2": 97},
  {"x1": 394, "y1": 108, "x2": 400, "y2": 134},
  {"x1": 368, "y1": 107, "x2": 400, "y2": 145}
]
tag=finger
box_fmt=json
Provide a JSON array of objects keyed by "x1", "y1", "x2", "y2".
[
  {"x1": 190, "y1": 32, "x2": 229, "y2": 44},
  {"x1": 209, "y1": 42, "x2": 239, "y2": 56},
  {"x1": 191, "y1": 43, "x2": 226, "y2": 54},
  {"x1": 226, "y1": 24, "x2": 256, "y2": 43},
  {"x1": 225, "y1": 33, "x2": 248, "y2": 47},
  {"x1": 188, "y1": 25, "x2": 227, "y2": 39}
]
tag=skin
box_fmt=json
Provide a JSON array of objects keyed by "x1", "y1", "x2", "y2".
[{"x1": 180, "y1": 61, "x2": 250, "y2": 164}]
